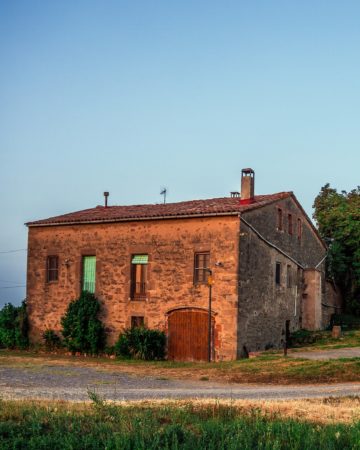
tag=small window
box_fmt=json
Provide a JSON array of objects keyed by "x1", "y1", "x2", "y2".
[
  {"x1": 277, "y1": 208, "x2": 283, "y2": 231},
  {"x1": 131, "y1": 254, "x2": 148, "y2": 299},
  {"x1": 194, "y1": 252, "x2": 210, "y2": 284},
  {"x1": 288, "y1": 214, "x2": 293, "y2": 235},
  {"x1": 46, "y1": 256, "x2": 59, "y2": 282},
  {"x1": 287, "y1": 265, "x2": 292, "y2": 288},
  {"x1": 131, "y1": 316, "x2": 144, "y2": 328},
  {"x1": 82, "y1": 256, "x2": 96, "y2": 293},
  {"x1": 297, "y1": 218, "x2": 302, "y2": 240},
  {"x1": 275, "y1": 262, "x2": 281, "y2": 285}
]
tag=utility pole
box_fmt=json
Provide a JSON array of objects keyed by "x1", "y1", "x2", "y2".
[{"x1": 206, "y1": 268, "x2": 213, "y2": 362}]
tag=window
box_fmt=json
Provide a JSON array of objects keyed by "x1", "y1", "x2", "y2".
[
  {"x1": 131, "y1": 316, "x2": 144, "y2": 328},
  {"x1": 131, "y1": 254, "x2": 148, "y2": 299},
  {"x1": 287, "y1": 265, "x2": 292, "y2": 288},
  {"x1": 297, "y1": 218, "x2": 302, "y2": 240},
  {"x1": 288, "y1": 214, "x2": 293, "y2": 235},
  {"x1": 46, "y1": 256, "x2": 59, "y2": 282},
  {"x1": 82, "y1": 256, "x2": 96, "y2": 293},
  {"x1": 194, "y1": 252, "x2": 210, "y2": 284},
  {"x1": 275, "y1": 262, "x2": 281, "y2": 285},
  {"x1": 277, "y1": 208, "x2": 283, "y2": 231}
]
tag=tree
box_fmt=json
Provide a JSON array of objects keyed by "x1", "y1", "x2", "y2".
[
  {"x1": 313, "y1": 184, "x2": 360, "y2": 314},
  {"x1": 0, "y1": 301, "x2": 28, "y2": 349}
]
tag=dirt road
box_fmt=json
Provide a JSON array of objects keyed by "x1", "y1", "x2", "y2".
[{"x1": 1, "y1": 363, "x2": 360, "y2": 401}]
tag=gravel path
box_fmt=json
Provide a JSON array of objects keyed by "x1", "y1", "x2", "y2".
[
  {"x1": 290, "y1": 347, "x2": 360, "y2": 360},
  {"x1": 1, "y1": 364, "x2": 360, "y2": 401}
]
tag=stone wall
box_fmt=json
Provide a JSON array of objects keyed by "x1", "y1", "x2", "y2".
[
  {"x1": 302, "y1": 269, "x2": 322, "y2": 330},
  {"x1": 237, "y1": 196, "x2": 326, "y2": 355},
  {"x1": 322, "y1": 280, "x2": 343, "y2": 328},
  {"x1": 26, "y1": 216, "x2": 239, "y2": 360}
]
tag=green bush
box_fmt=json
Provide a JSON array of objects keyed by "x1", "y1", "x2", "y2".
[
  {"x1": 0, "y1": 301, "x2": 28, "y2": 349},
  {"x1": 330, "y1": 313, "x2": 360, "y2": 330},
  {"x1": 42, "y1": 329, "x2": 62, "y2": 351},
  {"x1": 289, "y1": 329, "x2": 321, "y2": 347},
  {"x1": 60, "y1": 291, "x2": 105, "y2": 354},
  {"x1": 115, "y1": 326, "x2": 166, "y2": 360}
]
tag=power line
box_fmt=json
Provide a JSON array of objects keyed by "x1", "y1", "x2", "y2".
[
  {"x1": 0, "y1": 249, "x2": 27, "y2": 254},
  {"x1": 0, "y1": 285, "x2": 26, "y2": 289},
  {"x1": 0, "y1": 279, "x2": 24, "y2": 284}
]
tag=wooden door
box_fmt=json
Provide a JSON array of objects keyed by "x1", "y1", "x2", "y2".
[{"x1": 167, "y1": 309, "x2": 212, "y2": 361}]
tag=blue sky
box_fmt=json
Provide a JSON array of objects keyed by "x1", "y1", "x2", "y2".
[{"x1": 0, "y1": 1, "x2": 359, "y2": 306}]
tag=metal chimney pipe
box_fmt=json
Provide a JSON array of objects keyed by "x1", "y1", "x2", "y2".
[{"x1": 104, "y1": 192, "x2": 109, "y2": 208}]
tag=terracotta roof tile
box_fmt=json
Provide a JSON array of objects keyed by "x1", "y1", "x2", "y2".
[{"x1": 26, "y1": 192, "x2": 292, "y2": 227}]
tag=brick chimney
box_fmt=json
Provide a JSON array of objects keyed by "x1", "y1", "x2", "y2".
[{"x1": 240, "y1": 168, "x2": 255, "y2": 204}]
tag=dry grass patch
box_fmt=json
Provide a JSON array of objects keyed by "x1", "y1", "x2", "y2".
[
  {"x1": 1, "y1": 350, "x2": 360, "y2": 384},
  {"x1": 2, "y1": 397, "x2": 360, "y2": 425},
  {"x1": 120, "y1": 397, "x2": 360, "y2": 425}
]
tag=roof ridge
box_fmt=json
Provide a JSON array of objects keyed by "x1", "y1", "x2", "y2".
[{"x1": 26, "y1": 192, "x2": 293, "y2": 227}]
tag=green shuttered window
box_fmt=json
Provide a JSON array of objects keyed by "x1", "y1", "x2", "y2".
[
  {"x1": 83, "y1": 256, "x2": 96, "y2": 293},
  {"x1": 131, "y1": 254, "x2": 148, "y2": 299},
  {"x1": 131, "y1": 255, "x2": 148, "y2": 265}
]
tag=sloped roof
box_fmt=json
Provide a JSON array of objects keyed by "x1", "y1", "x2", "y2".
[{"x1": 26, "y1": 192, "x2": 292, "y2": 227}]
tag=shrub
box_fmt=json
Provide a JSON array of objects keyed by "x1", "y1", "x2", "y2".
[
  {"x1": 60, "y1": 292, "x2": 105, "y2": 354},
  {"x1": 289, "y1": 329, "x2": 319, "y2": 347},
  {"x1": 0, "y1": 301, "x2": 28, "y2": 349},
  {"x1": 42, "y1": 329, "x2": 62, "y2": 351},
  {"x1": 115, "y1": 326, "x2": 166, "y2": 360},
  {"x1": 330, "y1": 313, "x2": 360, "y2": 330}
]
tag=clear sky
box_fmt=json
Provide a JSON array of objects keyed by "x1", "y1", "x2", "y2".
[{"x1": 0, "y1": 1, "x2": 359, "y2": 307}]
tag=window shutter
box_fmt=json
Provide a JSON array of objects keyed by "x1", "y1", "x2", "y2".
[
  {"x1": 131, "y1": 255, "x2": 148, "y2": 264},
  {"x1": 83, "y1": 256, "x2": 96, "y2": 293}
]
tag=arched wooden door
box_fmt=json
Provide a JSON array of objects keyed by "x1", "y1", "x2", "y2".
[{"x1": 167, "y1": 309, "x2": 213, "y2": 361}]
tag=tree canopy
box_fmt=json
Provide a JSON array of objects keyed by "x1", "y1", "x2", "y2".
[{"x1": 313, "y1": 184, "x2": 360, "y2": 314}]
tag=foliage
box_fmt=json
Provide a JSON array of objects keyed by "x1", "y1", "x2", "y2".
[
  {"x1": 1, "y1": 400, "x2": 360, "y2": 449},
  {"x1": 60, "y1": 291, "x2": 105, "y2": 354},
  {"x1": 0, "y1": 301, "x2": 28, "y2": 349},
  {"x1": 330, "y1": 314, "x2": 360, "y2": 330},
  {"x1": 42, "y1": 329, "x2": 62, "y2": 351},
  {"x1": 115, "y1": 326, "x2": 166, "y2": 360},
  {"x1": 104, "y1": 345, "x2": 115, "y2": 356},
  {"x1": 313, "y1": 184, "x2": 360, "y2": 313},
  {"x1": 289, "y1": 329, "x2": 318, "y2": 347}
]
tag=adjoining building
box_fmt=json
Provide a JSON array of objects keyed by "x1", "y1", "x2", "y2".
[{"x1": 25, "y1": 169, "x2": 341, "y2": 360}]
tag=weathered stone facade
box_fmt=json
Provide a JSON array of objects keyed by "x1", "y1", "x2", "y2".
[
  {"x1": 26, "y1": 181, "x2": 336, "y2": 360},
  {"x1": 27, "y1": 216, "x2": 239, "y2": 360},
  {"x1": 237, "y1": 196, "x2": 327, "y2": 355}
]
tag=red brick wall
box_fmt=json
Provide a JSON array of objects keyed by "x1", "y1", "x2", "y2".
[{"x1": 26, "y1": 216, "x2": 239, "y2": 360}]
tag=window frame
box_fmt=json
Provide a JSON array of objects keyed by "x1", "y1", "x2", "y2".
[
  {"x1": 297, "y1": 218, "x2": 302, "y2": 240},
  {"x1": 277, "y1": 208, "x2": 283, "y2": 231},
  {"x1": 275, "y1": 262, "x2": 281, "y2": 286},
  {"x1": 131, "y1": 316, "x2": 145, "y2": 328},
  {"x1": 130, "y1": 254, "x2": 148, "y2": 300},
  {"x1": 194, "y1": 251, "x2": 210, "y2": 285},
  {"x1": 82, "y1": 255, "x2": 96, "y2": 294},
  {"x1": 288, "y1": 213, "x2": 293, "y2": 235},
  {"x1": 286, "y1": 265, "x2": 292, "y2": 288},
  {"x1": 46, "y1": 255, "x2": 59, "y2": 283}
]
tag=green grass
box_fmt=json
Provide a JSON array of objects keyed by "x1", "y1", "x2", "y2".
[
  {"x1": 0, "y1": 398, "x2": 359, "y2": 449},
  {"x1": 290, "y1": 330, "x2": 360, "y2": 351}
]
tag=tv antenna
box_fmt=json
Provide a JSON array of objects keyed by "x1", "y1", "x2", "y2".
[{"x1": 160, "y1": 187, "x2": 167, "y2": 204}]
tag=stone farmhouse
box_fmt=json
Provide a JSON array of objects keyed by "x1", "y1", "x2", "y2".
[{"x1": 25, "y1": 169, "x2": 341, "y2": 361}]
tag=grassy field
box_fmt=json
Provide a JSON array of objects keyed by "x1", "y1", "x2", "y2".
[
  {"x1": 1, "y1": 350, "x2": 360, "y2": 384},
  {"x1": 0, "y1": 397, "x2": 360, "y2": 449},
  {"x1": 290, "y1": 330, "x2": 360, "y2": 351}
]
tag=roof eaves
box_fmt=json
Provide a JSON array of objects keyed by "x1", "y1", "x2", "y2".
[{"x1": 26, "y1": 210, "x2": 240, "y2": 227}]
